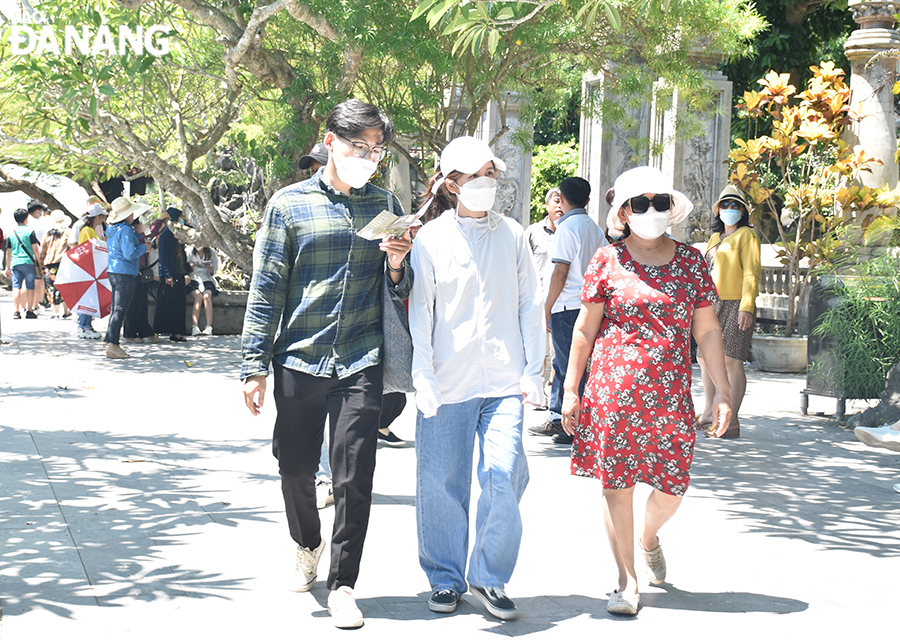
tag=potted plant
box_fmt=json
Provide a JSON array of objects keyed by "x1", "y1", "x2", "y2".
[{"x1": 727, "y1": 62, "x2": 899, "y2": 371}]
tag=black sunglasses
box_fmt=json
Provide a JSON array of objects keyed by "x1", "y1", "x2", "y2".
[
  {"x1": 628, "y1": 194, "x2": 672, "y2": 214},
  {"x1": 718, "y1": 199, "x2": 744, "y2": 210}
]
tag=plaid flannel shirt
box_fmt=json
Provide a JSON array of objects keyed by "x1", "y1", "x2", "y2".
[{"x1": 240, "y1": 171, "x2": 411, "y2": 381}]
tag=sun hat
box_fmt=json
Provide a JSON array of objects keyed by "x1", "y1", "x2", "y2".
[
  {"x1": 108, "y1": 196, "x2": 151, "y2": 224},
  {"x1": 713, "y1": 184, "x2": 751, "y2": 215},
  {"x1": 431, "y1": 136, "x2": 508, "y2": 194},
  {"x1": 608, "y1": 166, "x2": 693, "y2": 228},
  {"x1": 49, "y1": 209, "x2": 70, "y2": 229},
  {"x1": 298, "y1": 142, "x2": 329, "y2": 170},
  {"x1": 85, "y1": 203, "x2": 105, "y2": 218}
]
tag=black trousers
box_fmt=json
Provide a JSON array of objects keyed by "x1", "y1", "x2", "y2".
[
  {"x1": 124, "y1": 278, "x2": 154, "y2": 339},
  {"x1": 272, "y1": 360, "x2": 384, "y2": 590}
]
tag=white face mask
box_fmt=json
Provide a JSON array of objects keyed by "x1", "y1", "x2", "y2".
[
  {"x1": 628, "y1": 207, "x2": 670, "y2": 240},
  {"x1": 719, "y1": 208, "x2": 743, "y2": 226},
  {"x1": 336, "y1": 155, "x2": 378, "y2": 189},
  {"x1": 456, "y1": 176, "x2": 497, "y2": 212}
]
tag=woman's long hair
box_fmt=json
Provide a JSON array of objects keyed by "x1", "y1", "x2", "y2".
[{"x1": 419, "y1": 170, "x2": 461, "y2": 224}]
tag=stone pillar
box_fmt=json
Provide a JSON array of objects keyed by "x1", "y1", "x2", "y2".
[
  {"x1": 384, "y1": 140, "x2": 412, "y2": 215},
  {"x1": 474, "y1": 97, "x2": 533, "y2": 227},
  {"x1": 654, "y1": 61, "x2": 733, "y2": 243},
  {"x1": 579, "y1": 72, "x2": 652, "y2": 226},
  {"x1": 843, "y1": 0, "x2": 900, "y2": 193},
  {"x1": 579, "y1": 65, "x2": 732, "y2": 240}
]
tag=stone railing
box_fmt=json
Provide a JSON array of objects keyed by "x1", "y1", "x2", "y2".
[
  {"x1": 756, "y1": 266, "x2": 810, "y2": 332},
  {"x1": 147, "y1": 289, "x2": 248, "y2": 335}
]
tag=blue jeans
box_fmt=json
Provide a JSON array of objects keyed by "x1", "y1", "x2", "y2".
[
  {"x1": 105, "y1": 273, "x2": 136, "y2": 345},
  {"x1": 316, "y1": 428, "x2": 330, "y2": 482},
  {"x1": 416, "y1": 395, "x2": 529, "y2": 596},
  {"x1": 77, "y1": 313, "x2": 94, "y2": 330},
  {"x1": 549, "y1": 309, "x2": 586, "y2": 423}
]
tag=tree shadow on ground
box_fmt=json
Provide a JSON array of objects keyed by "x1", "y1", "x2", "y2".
[
  {"x1": 0, "y1": 425, "x2": 276, "y2": 620},
  {"x1": 3, "y1": 329, "x2": 243, "y2": 378},
  {"x1": 691, "y1": 416, "x2": 900, "y2": 557}
]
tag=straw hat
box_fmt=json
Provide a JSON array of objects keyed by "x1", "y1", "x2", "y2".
[
  {"x1": 108, "y1": 196, "x2": 151, "y2": 224},
  {"x1": 712, "y1": 184, "x2": 752, "y2": 215}
]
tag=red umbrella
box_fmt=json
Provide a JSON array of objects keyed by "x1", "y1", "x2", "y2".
[{"x1": 55, "y1": 240, "x2": 112, "y2": 318}]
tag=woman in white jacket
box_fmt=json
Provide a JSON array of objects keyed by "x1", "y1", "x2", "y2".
[{"x1": 408, "y1": 136, "x2": 545, "y2": 621}]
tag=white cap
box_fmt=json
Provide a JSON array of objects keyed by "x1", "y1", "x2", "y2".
[
  {"x1": 431, "y1": 136, "x2": 507, "y2": 194},
  {"x1": 608, "y1": 166, "x2": 693, "y2": 228}
]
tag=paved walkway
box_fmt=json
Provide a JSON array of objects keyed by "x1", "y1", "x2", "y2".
[{"x1": 1, "y1": 290, "x2": 898, "y2": 639}]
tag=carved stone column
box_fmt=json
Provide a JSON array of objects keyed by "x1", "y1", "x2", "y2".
[
  {"x1": 579, "y1": 72, "x2": 652, "y2": 225},
  {"x1": 474, "y1": 98, "x2": 533, "y2": 227},
  {"x1": 843, "y1": 0, "x2": 900, "y2": 193},
  {"x1": 655, "y1": 61, "x2": 733, "y2": 244}
]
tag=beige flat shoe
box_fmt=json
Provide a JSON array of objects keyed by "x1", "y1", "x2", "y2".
[{"x1": 106, "y1": 344, "x2": 131, "y2": 359}]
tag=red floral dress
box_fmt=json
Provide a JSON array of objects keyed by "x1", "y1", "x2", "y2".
[{"x1": 571, "y1": 242, "x2": 718, "y2": 496}]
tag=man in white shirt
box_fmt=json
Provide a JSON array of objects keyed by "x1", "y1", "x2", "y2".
[
  {"x1": 27, "y1": 199, "x2": 50, "y2": 311},
  {"x1": 525, "y1": 187, "x2": 563, "y2": 287},
  {"x1": 529, "y1": 177, "x2": 607, "y2": 444}
]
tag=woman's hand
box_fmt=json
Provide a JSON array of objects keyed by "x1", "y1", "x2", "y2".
[
  {"x1": 710, "y1": 390, "x2": 733, "y2": 437},
  {"x1": 165, "y1": 277, "x2": 173, "y2": 286},
  {"x1": 737, "y1": 310, "x2": 754, "y2": 331},
  {"x1": 561, "y1": 390, "x2": 581, "y2": 435}
]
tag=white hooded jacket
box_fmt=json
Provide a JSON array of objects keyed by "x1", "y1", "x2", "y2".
[{"x1": 408, "y1": 209, "x2": 545, "y2": 417}]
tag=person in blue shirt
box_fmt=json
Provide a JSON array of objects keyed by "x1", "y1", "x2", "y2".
[{"x1": 104, "y1": 197, "x2": 151, "y2": 359}]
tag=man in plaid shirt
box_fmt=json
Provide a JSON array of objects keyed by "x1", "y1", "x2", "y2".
[{"x1": 241, "y1": 99, "x2": 412, "y2": 629}]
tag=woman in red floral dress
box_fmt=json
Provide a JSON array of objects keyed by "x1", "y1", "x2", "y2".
[{"x1": 561, "y1": 167, "x2": 732, "y2": 616}]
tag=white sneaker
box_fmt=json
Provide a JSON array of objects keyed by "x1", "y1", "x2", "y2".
[
  {"x1": 191, "y1": 325, "x2": 201, "y2": 336},
  {"x1": 607, "y1": 589, "x2": 640, "y2": 615},
  {"x1": 640, "y1": 539, "x2": 667, "y2": 585},
  {"x1": 202, "y1": 325, "x2": 213, "y2": 336},
  {"x1": 854, "y1": 425, "x2": 900, "y2": 452},
  {"x1": 78, "y1": 328, "x2": 102, "y2": 340},
  {"x1": 327, "y1": 586, "x2": 364, "y2": 629},
  {"x1": 290, "y1": 537, "x2": 325, "y2": 592},
  {"x1": 316, "y1": 479, "x2": 334, "y2": 509}
]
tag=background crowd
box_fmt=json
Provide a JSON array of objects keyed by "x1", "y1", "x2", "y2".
[{"x1": 1, "y1": 196, "x2": 220, "y2": 358}]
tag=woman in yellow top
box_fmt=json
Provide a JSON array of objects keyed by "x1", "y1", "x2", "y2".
[
  {"x1": 73, "y1": 204, "x2": 107, "y2": 339},
  {"x1": 697, "y1": 185, "x2": 761, "y2": 438}
]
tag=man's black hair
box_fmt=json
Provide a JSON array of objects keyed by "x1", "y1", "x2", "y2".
[
  {"x1": 14, "y1": 207, "x2": 30, "y2": 224},
  {"x1": 326, "y1": 99, "x2": 394, "y2": 146},
  {"x1": 558, "y1": 177, "x2": 591, "y2": 209},
  {"x1": 26, "y1": 198, "x2": 46, "y2": 213}
]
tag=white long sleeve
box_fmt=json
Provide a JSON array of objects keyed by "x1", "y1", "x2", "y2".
[{"x1": 408, "y1": 210, "x2": 545, "y2": 410}]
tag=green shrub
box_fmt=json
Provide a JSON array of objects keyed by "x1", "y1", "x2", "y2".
[
  {"x1": 530, "y1": 140, "x2": 578, "y2": 225},
  {"x1": 811, "y1": 252, "x2": 900, "y2": 399}
]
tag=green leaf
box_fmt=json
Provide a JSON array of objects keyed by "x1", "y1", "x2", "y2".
[
  {"x1": 89, "y1": 95, "x2": 97, "y2": 119},
  {"x1": 426, "y1": 0, "x2": 458, "y2": 29},
  {"x1": 410, "y1": 0, "x2": 440, "y2": 22},
  {"x1": 487, "y1": 28, "x2": 500, "y2": 54},
  {"x1": 496, "y1": 7, "x2": 514, "y2": 21},
  {"x1": 603, "y1": 3, "x2": 621, "y2": 31},
  {"x1": 98, "y1": 85, "x2": 115, "y2": 96}
]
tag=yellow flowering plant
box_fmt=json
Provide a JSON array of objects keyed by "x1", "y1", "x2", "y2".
[{"x1": 729, "y1": 62, "x2": 899, "y2": 337}]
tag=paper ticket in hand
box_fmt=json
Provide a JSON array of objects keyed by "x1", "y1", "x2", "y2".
[{"x1": 357, "y1": 210, "x2": 422, "y2": 241}]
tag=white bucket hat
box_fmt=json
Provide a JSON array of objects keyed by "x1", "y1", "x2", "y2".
[
  {"x1": 607, "y1": 166, "x2": 693, "y2": 235},
  {"x1": 49, "y1": 209, "x2": 70, "y2": 229},
  {"x1": 431, "y1": 136, "x2": 507, "y2": 194},
  {"x1": 108, "y1": 196, "x2": 151, "y2": 224}
]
